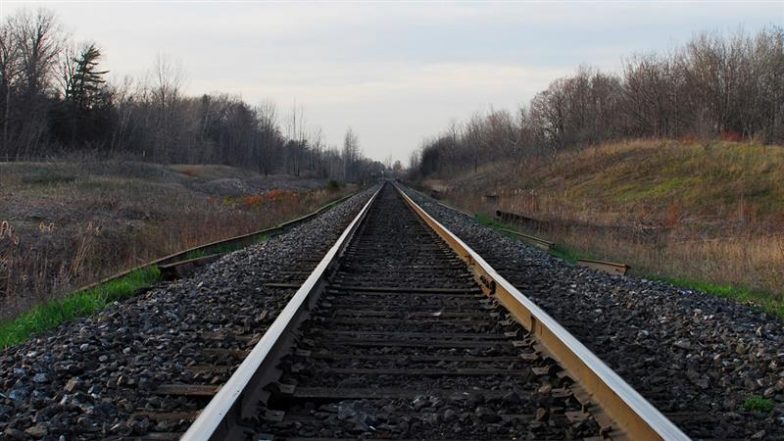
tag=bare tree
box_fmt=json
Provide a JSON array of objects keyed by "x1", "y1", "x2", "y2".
[
  {"x1": 2, "y1": 8, "x2": 64, "y2": 158},
  {"x1": 150, "y1": 54, "x2": 184, "y2": 161},
  {"x1": 0, "y1": 17, "x2": 20, "y2": 157},
  {"x1": 342, "y1": 127, "x2": 359, "y2": 181}
]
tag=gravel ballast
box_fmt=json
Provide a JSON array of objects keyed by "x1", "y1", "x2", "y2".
[
  {"x1": 403, "y1": 186, "x2": 784, "y2": 440},
  {"x1": 252, "y1": 185, "x2": 603, "y2": 440},
  {"x1": 0, "y1": 187, "x2": 377, "y2": 440}
]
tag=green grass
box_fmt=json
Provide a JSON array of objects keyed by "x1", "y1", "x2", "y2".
[
  {"x1": 743, "y1": 395, "x2": 775, "y2": 412},
  {"x1": 182, "y1": 248, "x2": 211, "y2": 261},
  {"x1": 0, "y1": 194, "x2": 334, "y2": 350},
  {"x1": 652, "y1": 276, "x2": 784, "y2": 319},
  {"x1": 474, "y1": 212, "x2": 501, "y2": 228},
  {"x1": 611, "y1": 177, "x2": 698, "y2": 204},
  {"x1": 474, "y1": 212, "x2": 527, "y2": 232},
  {"x1": 474, "y1": 212, "x2": 531, "y2": 240},
  {"x1": 0, "y1": 267, "x2": 161, "y2": 349},
  {"x1": 548, "y1": 244, "x2": 594, "y2": 264},
  {"x1": 474, "y1": 213, "x2": 593, "y2": 263}
]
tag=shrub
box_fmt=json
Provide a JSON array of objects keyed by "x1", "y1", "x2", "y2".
[
  {"x1": 327, "y1": 180, "x2": 341, "y2": 192},
  {"x1": 720, "y1": 130, "x2": 743, "y2": 142},
  {"x1": 241, "y1": 194, "x2": 264, "y2": 209}
]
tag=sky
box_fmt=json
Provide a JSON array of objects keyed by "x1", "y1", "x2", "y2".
[{"x1": 2, "y1": 1, "x2": 782, "y2": 162}]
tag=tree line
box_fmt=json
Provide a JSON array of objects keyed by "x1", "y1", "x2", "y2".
[
  {"x1": 412, "y1": 26, "x2": 784, "y2": 178},
  {"x1": 0, "y1": 8, "x2": 382, "y2": 182}
]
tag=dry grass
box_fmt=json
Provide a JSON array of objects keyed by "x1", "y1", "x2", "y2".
[
  {"x1": 0, "y1": 161, "x2": 350, "y2": 321},
  {"x1": 431, "y1": 139, "x2": 784, "y2": 305},
  {"x1": 549, "y1": 227, "x2": 784, "y2": 296}
]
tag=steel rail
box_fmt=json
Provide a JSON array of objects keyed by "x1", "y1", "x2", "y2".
[
  {"x1": 70, "y1": 190, "x2": 359, "y2": 294},
  {"x1": 404, "y1": 186, "x2": 555, "y2": 250},
  {"x1": 495, "y1": 226, "x2": 555, "y2": 250},
  {"x1": 180, "y1": 186, "x2": 381, "y2": 441},
  {"x1": 395, "y1": 184, "x2": 690, "y2": 441}
]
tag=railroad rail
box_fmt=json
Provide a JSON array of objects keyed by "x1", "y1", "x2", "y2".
[
  {"x1": 176, "y1": 182, "x2": 688, "y2": 440},
  {"x1": 495, "y1": 226, "x2": 555, "y2": 251},
  {"x1": 74, "y1": 191, "x2": 358, "y2": 292}
]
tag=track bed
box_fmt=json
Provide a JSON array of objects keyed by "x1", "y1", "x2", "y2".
[{"x1": 244, "y1": 186, "x2": 603, "y2": 440}]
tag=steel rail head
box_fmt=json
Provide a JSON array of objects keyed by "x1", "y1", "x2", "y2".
[
  {"x1": 180, "y1": 186, "x2": 382, "y2": 441},
  {"x1": 394, "y1": 184, "x2": 691, "y2": 441}
]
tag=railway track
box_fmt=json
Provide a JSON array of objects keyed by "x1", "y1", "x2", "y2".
[{"x1": 174, "y1": 183, "x2": 688, "y2": 440}]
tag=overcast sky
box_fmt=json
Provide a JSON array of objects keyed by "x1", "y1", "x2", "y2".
[{"x1": 2, "y1": 1, "x2": 782, "y2": 162}]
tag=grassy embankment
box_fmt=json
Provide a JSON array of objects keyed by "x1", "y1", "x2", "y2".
[
  {"x1": 0, "y1": 161, "x2": 353, "y2": 347},
  {"x1": 424, "y1": 139, "x2": 784, "y2": 317}
]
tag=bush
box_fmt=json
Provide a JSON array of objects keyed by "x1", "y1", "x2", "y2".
[{"x1": 327, "y1": 180, "x2": 341, "y2": 192}]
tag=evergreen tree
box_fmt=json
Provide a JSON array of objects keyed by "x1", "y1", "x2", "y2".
[
  {"x1": 66, "y1": 44, "x2": 108, "y2": 111},
  {"x1": 53, "y1": 43, "x2": 115, "y2": 147}
]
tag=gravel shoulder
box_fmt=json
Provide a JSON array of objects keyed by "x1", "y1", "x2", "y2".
[
  {"x1": 0, "y1": 186, "x2": 377, "y2": 440},
  {"x1": 403, "y1": 186, "x2": 784, "y2": 440}
]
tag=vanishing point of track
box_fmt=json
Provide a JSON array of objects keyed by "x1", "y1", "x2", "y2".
[{"x1": 176, "y1": 183, "x2": 689, "y2": 440}]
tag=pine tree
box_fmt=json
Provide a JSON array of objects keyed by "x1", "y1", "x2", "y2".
[
  {"x1": 66, "y1": 44, "x2": 108, "y2": 112},
  {"x1": 56, "y1": 43, "x2": 114, "y2": 147}
]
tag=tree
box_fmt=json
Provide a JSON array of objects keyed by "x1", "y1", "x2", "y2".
[
  {"x1": 66, "y1": 44, "x2": 108, "y2": 110},
  {"x1": 51, "y1": 43, "x2": 114, "y2": 147},
  {"x1": 0, "y1": 18, "x2": 20, "y2": 156},
  {"x1": 255, "y1": 101, "x2": 283, "y2": 175},
  {"x1": 342, "y1": 128, "x2": 359, "y2": 181},
  {"x1": 2, "y1": 8, "x2": 64, "y2": 158},
  {"x1": 392, "y1": 160, "x2": 402, "y2": 176},
  {"x1": 150, "y1": 54, "x2": 184, "y2": 161}
]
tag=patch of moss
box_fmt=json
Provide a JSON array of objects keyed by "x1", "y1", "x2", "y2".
[{"x1": 743, "y1": 395, "x2": 775, "y2": 412}]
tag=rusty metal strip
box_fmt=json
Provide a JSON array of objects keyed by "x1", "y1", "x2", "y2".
[
  {"x1": 396, "y1": 184, "x2": 689, "y2": 441},
  {"x1": 405, "y1": 187, "x2": 555, "y2": 251},
  {"x1": 155, "y1": 384, "x2": 221, "y2": 397},
  {"x1": 496, "y1": 226, "x2": 555, "y2": 250},
  {"x1": 577, "y1": 259, "x2": 631, "y2": 276}
]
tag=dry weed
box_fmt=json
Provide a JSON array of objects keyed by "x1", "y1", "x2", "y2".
[
  {"x1": 433, "y1": 138, "x2": 784, "y2": 300},
  {"x1": 0, "y1": 176, "x2": 350, "y2": 321}
]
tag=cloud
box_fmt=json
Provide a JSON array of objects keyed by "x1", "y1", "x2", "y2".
[
  {"x1": 3, "y1": 1, "x2": 780, "y2": 161},
  {"x1": 187, "y1": 60, "x2": 567, "y2": 159}
]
